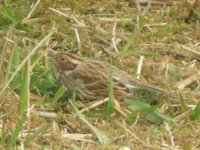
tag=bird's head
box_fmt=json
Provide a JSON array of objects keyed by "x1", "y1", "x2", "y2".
[{"x1": 48, "y1": 50, "x2": 83, "y2": 72}]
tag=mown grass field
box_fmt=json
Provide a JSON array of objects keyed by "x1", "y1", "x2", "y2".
[{"x1": 0, "y1": 0, "x2": 200, "y2": 149}]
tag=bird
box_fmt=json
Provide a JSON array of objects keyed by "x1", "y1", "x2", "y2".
[{"x1": 48, "y1": 50, "x2": 175, "y2": 100}]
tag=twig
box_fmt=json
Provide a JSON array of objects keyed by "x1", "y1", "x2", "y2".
[
  {"x1": 131, "y1": 113, "x2": 139, "y2": 127},
  {"x1": 126, "y1": 128, "x2": 146, "y2": 145},
  {"x1": 113, "y1": 134, "x2": 126, "y2": 142},
  {"x1": 62, "y1": 133, "x2": 93, "y2": 142},
  {"x1": 171, "y1": 104, "x2": 196, "y2": 109},
  {"x1": 31, "y1": 111, "x2": 57, "y2": 119},
  {"x1": 136, "y1": 56, "x2": 144, "y2": 79},
  {"x1": 180, "y1": 44, "x2": 200, "y2": 56},
  {"x1": 111, "y1": 17, "x2": 119, "y2": 53},
  {"x1": 112, "y1": 16, "x2": 117, "y2": 38},
  {"x1": 174, "y1": 109, "x2": 191, "y2": 122},
  {"x1": 135, "y1": 0, "x2": 142, "y2": 13},
  {"x1": 164, "y1": 122, "x2": 175, "y2": 147},
  {"x1": 144, "y1": 22, "x2": 167, "y2": 27},
  {"x1": 49, "y1": 7, "x2": 71, "y2": 19},
  {"x1": 118, "y1": 120, "x2": 146, "y2": 145},
  {"x1": 24, "y1": 0, "x2": 41, "y2": 20},
  {"x1": 142, "y1": 0, "x2": 151, "y2": 15},
  {"x1": 161, "y1": 143, "x2": 179, "y2": 150},
  {"x1": 2, "y1": 37, "x2": 15, "y2": 43},
  {"x1": 100, "y1": 38, "x2": 121, "y2": 57},
  {"x1": 19, "y1": 131, "x2": 94, "y2": 143},
  {"x1": 72, "y1": 16, "x2": 86, "y2": 27},
  {"x1": 111, "y1": 38, "x2": 118, "y2": 53},
  {"x1": 73, "y1": 28, "x2": 81, "y2": 49},
  {"x1": 80, "y1": 98, "x2": 127, "y2": 117},
  {"x1": 49, "y1": 7, "x2": 85, "y2": 27},
  {"x1": 122, "y1": 119, "x2": 130, "y2": 146},
  {"x1": 176, "y1": 73, "x2": 200, "y2": 90},
  {"x1": 141, "y1": 0, "x2": 184, "y2": 7},
  {"x1": 22, "y1": 18, "x2": 48, "y2": 24},
  {"x1": 98, "y1": 17, "x2": 131, "y2": 22},
  {"x1": 80, "y1": 98, "x2": 109, "y2": 113},
  {"x1": 94, "y1": 35, "x2": 110, "y2": 45},
  {"x1": 113, "y1": 99, "x2": 127, "y2": 117},
  {"x1": 107, "y1": 38, "x2": 121, "y2": 52}
]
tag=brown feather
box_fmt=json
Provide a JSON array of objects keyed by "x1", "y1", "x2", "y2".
[{"x1": 48, "y1": 51, "x2": 175, "y2": 100}]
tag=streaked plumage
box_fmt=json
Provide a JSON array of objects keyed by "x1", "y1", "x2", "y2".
[{"x1": 48, "y1": 50, "x2": 174, "y2": 100}]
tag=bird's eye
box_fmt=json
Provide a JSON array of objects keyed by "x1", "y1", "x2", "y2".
[{"x1": 60, "y1": 57, "x2": 66, "y2": 62}]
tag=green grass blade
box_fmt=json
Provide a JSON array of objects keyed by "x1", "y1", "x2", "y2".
[
  {"x1": 168, "y1": 63, "x2": 180, "y2": 82},
  {"x1": 125, "y1": 98, "x2": 173, "y2": 124},
  {"x1": 0, "y1": 4, "x2": 18, "y2": 23},
  {"x1": 69, "y1": 100, "x2": 110, "y2": 144},
  {"x1": 0, "y1": 31, "x2": 54, "y2": 95},
  {"x1": 70, "y1": 144, "x2": 81, "y2": 150},
  {"x1": 4, "y1": 47, "x2": 21, "y2": 90},
  {"x1": 30, "y1": 53, "x2": 44, "y2": 70},
  {"x1": 1, "y1": 125, "x2": 7, "y2": 147},
  {"x1": 123, "y1": 17, "x2": 145, "y2": 52},
  {"x1": 19, "y1": 59, "x2": 30, "y2": 116},
  {"x1": 7, "y1": 46, "x2": 20, "y2": 78},
  {"x1": 24, "y1": 124, "x2": 51, "y2": 146},
  {"x1": 3, "y1": 46, "x2": 15, "y2": 85},
  {"x1": 193, "y1": 8, "x2": 200, "y2": 17},
  {"x1": 50, "y1": 85, "x2": 66, "y2": 106},
  {"x1": 190, "y1": 101, "x2": 200, "y2": 120},
  {"x1": 8, "y1": 118, "x2": 24, "y2": 150},
  {"x1": 105, "y1": 63, "x2": 113, "y2": 118},
  {"x1": 12, "y1": 47, "x2": 20, "y2": 68}
]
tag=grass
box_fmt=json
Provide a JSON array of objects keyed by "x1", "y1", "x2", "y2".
[
  {"x1": 105, "y1": 62, "x2": 113, "y2": 119},
  {"x1": 0, "y1": 0, "x2": 200, "y2": 149}
]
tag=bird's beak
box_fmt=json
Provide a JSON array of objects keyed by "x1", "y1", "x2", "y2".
[{"x1": 48, "y1": 49, "x2": 57, "y2": 59}]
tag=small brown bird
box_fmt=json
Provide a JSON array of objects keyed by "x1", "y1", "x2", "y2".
[{"x1": 48, "y1": 50, "x2": 174, "y2": 100}]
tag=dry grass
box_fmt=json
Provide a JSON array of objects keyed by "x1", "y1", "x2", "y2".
[{"x1": 0, "y1": 0, "x2": 200, "y2": 149}]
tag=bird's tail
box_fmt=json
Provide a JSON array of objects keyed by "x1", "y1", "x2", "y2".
[{"x1": 127, "y1": 79, "x2": 176, "y2": 97}]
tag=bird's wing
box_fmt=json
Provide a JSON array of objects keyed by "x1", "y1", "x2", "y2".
[
  {"x1": 127, "y1": 79, "x2": 174, "y2": 95},
  {"x1": 87, "y1": 60, "x2": 174, "y2": 97},
  {"x1": 65, "y1": 62, "x2": 131, "y2": 100},
  {"x1": 113, "y1": 71, "x2": 175, "y2": 96},
  {"x1": 113, "y1": 68, "x2": 175, "y2": 96},
  {"x1": 111, "y1": 63, "x2": 176, "y2": 97}
]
